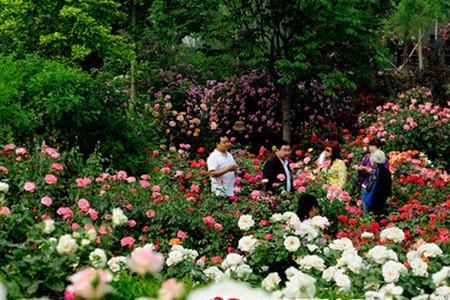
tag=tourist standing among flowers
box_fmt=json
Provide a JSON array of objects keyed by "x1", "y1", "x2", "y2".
[
  {"x1": 362, "y1": 150, "x2": 392, "y2": 216},
  {"x1": 263, "y1": 140, "x2": 292, "y2": 193},
  {"x1": 355, "y1": 139, "x2": 389, "y2": 212},
  {"x1": 319, "y1": 140, "x2": 347, "y2": 189},
  {"x1": 207, "y1": 135, "x2": 237, "y2": 197}
]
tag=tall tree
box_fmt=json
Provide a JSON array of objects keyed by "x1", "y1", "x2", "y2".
[
  {"x1": 224, "y1": 0, "x2": 392, "y2": 141},
  {"x1": 0, "y1": 0, "x2": 131, "y2": 67},
  {"x1": 386, "y1": 0, "x2": 450, "y2": 70}
]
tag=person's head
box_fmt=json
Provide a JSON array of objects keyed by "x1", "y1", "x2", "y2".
[
  {"x1": 274, "y1": 140, "x2": 291, "y2": 160},
  {"x1": 324, "y1": 140, "x2": 341, "y2": 161},
  {"x1": 370, "y1": 149, "x2": 386, "y2": 166},
  {"x1": 215, "y1": 135, "x2": 230, "y2": 153},
  {"x1": 368, "y1": 139, "x2": 383, "y2": 154},
  {"x1": 297, "y1": 194, "x2": 319, "y2": 221}
]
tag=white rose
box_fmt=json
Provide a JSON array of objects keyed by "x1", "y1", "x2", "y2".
[
  {"x1": 235, "y1": 263, "x2": 252, "y2": 278},
  {"x1": 410, "y1": 259, "x2": 428, "y2": 277},
  {"x1": 329, "y1": 238, "x2": 354, "y2": 252},
  {"x1": 238, "y1": 236, "x2": 259, "y2": 253},
  {"x1": 417, "y1": 243, "x2": 443, "y2": 258},
  {"x1": 0, "y1": 182, "x2": 9, "y2": 193},
  {"x1": 378, "y1": 283, "x2": 404, "y2": 299},
  {"x1": 368, "y1": 245, "x2": 398, "y2": 264},
  {"x1": 270, "y1": 213, "x2": 283, "y2": 222},
  {"x1": 238, "y1": 215, "x2": 255, "y2": 231},
  {"x1": 432, "y1": 286, "x2": 450, "y2": 299},
  {"x1": 380, "y1": 227, "x2": 405, "y2": 243},
  {"x1": 282, "y1": 271, "x2": 316, "y2": 299},
  {"x1": 56, "y1": 234, "x2": 78, "y2": 254},
  {"x1": 42, "y1": 219, "x2": 55, "y2": 234},
  {"x1": 297, "y1": 255, "x2": 325, "y2": 271},
  {"x1": 112, "y1": 208, "x2": 128, "y2": 227},
  {"x1": 338, "y1": 253, "x2": 363, "y2": 274},
  {"x1": 203, "y1": 266, "x2": 225, "y2": 281},
  {"x1": 284, "y1": 236, "x2": 300, "y2": 252},
  {"x1": 183, "y1": 248, "x2": 199, "y2": 261},
  {"x1": 108, "y1": 256, "x2": 127, "y2": 273},
  {"x1": 285, "y1": 267, "x2": 300, "y2": 280},
  {"x1": 311, "y1": 216, "x2": 329, "y2": 230},
  {"x1": 322, "y1": 266, "x2": 338, "y2": 281},
  {"x1": 361, "y1": 231, "x2": 374, "y2": 239},
  {"x1": 261, "y1": 273, "x2": 281, "y2": 291},
  {"x1": 81, "y1": 239, "x2": 91, "y2": 246},
  {"x1": 334, "y1": 269, "x2": 351, "y2": 290},
  {"x1": 306, "y1": 243, "x2": 319, "y2": 252},
  {"x1": 432, "y1": 266, "x2": 450, "y2": 286},
  {"x1": 222, "y1": 253, "x2": 243, "y2": 269},
  {"x1": 382, "y1": 261, "x2": 407, "y2": 283},
  {"x1": 86, "y1": 229, "x2": 97, "y2": 241},
  {"x1": 166, "y1": 250, "x2": 184, "y2": 267},
  {"x1": 89, "y1": 248, "x2": 107, "y2": 268},
  {"x1": 282, "y1": 212, "x2": 297, "y2": 223},
  {"x1": 295, "y1": 221, "x2": 319, "y2": 241}
]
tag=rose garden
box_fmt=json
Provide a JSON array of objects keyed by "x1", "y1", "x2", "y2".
[{"x1": 0, "y1": 1, "x2": 449, "y2": 300}]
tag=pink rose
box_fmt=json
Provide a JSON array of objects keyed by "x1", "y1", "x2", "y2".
[
  {"x1": 15, "y1": 147, "x2": 27, "y2": 155},
  {"x1": 0, "y1": 206, "x2": 11, "y2": 215},
  {"x1": 76, "y1": 177, "x2": 92, "y2": 188},
  {"x1": 177, "y1": 230, "x2": 187, "y2": 239},
  {"x1": 0, "y1": 166, "x2": 9, "y2": 174},
  {"x1": 146, "y1": 210, "x2": 156, "y2": 218},
  {"x1": 45, "y1": 174, "x2": 58, "y2": 185},
  {"x1": 41, "y1": 196, "x2": 53, "y2": 206},
  {"x1": 66, "y1": 268, "x2": 112, "y2": 300},
  {"x1": 24, "y1": 181, "x2": 37, "y2": 192},
  {"x1": 77, "y1": 199, "x2": 90, "y2": 212},
  {"x1": 214, "y1": 223, "x2": 223, "y2": 231},
  {"x1": 159, "y1": 278, "x2": 184, "y2": 300},
  {"x1": 277, "y1": 174, "x2": 286, "y2": 181},
  {"x1": 120, "y1": 236, "x2": 136, "y2": 248},
  {"x1": 57, "y1": 207, "x2": 74, "y2": 219},
  {"x1": 152, "y1": 185, "x2": 161, "y2": 193},
  {"x1": 128, "y1": 220, "x2": 137, "y2": 227},
  {"x1": 127, "y1": 246, "x2": 164, "y2": 275},
  {"x1": 51, "y1": 163, "x2": 64, "y2": 171},
  {"x1": 202, "y1": 216, "x2": 216, "y2": 226},
  {"x1": 140, "y1": 180, "x2": 150, "y2": 188}
]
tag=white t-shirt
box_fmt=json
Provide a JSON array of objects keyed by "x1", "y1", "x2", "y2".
[
  {"x1": 207, "y1": 149, "x2": 236, "y2": 196},
  {"x1": 280, "y1": 158, "x2": 292, "y2": 192}
]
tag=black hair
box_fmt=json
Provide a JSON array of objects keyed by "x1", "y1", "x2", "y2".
[
  {"x1": 274, "y1": 140, "x2": 290, "y2": 150},
  {"x1": 297, "y1": 194, "x2": 319, "y2": 221},
  {"x1": 368, "y1": 138, "x2": 383, "y2": 149},
  {"x1": 214, "y1": 133, "x2": 228, "y2": 145}
]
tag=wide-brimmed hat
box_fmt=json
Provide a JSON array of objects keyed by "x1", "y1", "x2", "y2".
[{"x1": 232, "y1": 120, "x2": 246, "y2": 132}]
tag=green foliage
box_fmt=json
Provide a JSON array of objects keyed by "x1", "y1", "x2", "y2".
[
  {"x1": 0, "y1": 55, "x2": 159, "y2": 173},
  {"x1": 0, "y1": 0, "x2": 131, "y2": 64}
]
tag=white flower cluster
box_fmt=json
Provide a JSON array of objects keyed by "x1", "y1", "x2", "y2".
[
  {"x1": 112, "y1": 208, "x2": 128, "y2": 227},
  {"x1": 380, "y1": 227, "x2": 405, "y2": 243},
  {"x1": 238, "y1": 215, "x2": 255, "y2": 231},
  {"x1": 166, "y1": 245, "x2": 198, "y2": 267},
  {"x1": 238, "y1": 235, "x2": 259, "y2": 253},
  {"x1": 89, "y1": 248, "x2": 107, "y2": 268}
]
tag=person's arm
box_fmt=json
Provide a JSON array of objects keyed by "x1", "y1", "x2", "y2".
[{"x1": 209, "y1": 164, "x2": 236, "y2": 177}]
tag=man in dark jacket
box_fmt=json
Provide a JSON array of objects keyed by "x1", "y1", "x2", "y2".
[{"x1": 263, "y1": 140, "x2": 292, "y2": 193}]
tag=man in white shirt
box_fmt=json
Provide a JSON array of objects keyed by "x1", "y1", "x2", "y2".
[{"x1": 207, "y1": 135, "x2": 237, "y2": 197}]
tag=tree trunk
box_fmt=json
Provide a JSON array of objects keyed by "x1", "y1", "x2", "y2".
[
  {"x1": 418, "y1": 29, "x2": 424, "y2": 70},
  {"x1": 281, "y1": 85, "x2": 291, "y2": 142}
]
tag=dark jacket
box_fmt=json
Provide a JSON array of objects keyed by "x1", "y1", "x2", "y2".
[
  {"x1": 368, "y1": 165, "x2": 392, "y2": 216},
  {"x1": 263, "y1": 155, "x2": 292, "y2": 192}
]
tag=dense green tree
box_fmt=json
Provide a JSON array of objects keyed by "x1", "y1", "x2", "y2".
[
  {"x1": 385, "y1": 0, "x2": 450, "y2": 70},
  {"x1": 0, "y1": 0, "x2": 132, "y2": 66}
]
